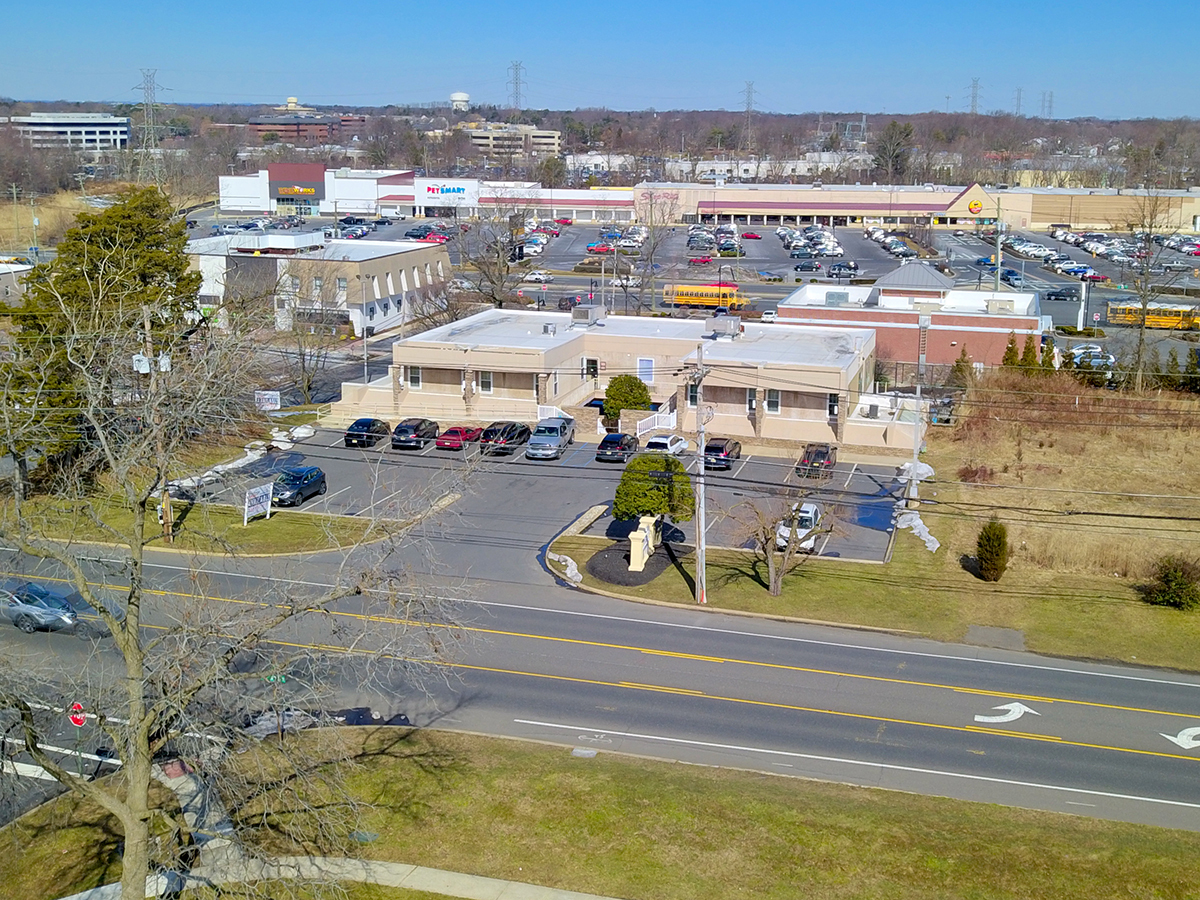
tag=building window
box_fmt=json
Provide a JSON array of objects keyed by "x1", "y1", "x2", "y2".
[
  {"x1": 412, "y1": 266, "x2": 421, "y2": 289},
  {"x1": 746, "y1": 388, "x2": 757, "y2": 413},
  {"x1": 687, "y1": 383, "x2": 698, "y2": 408},
  {"x1": 553, "y1": 369, "x2": 559, "y2": 395},
  {"x1": 381, "y1": 299, "x2": 389, "y2": 314},
  {"x1": 581, "y1": 358, "x2": 598, "y2": 379},
  {"x1": 478, "y1": 370, "x2": 493, "y2": 394},
  {"x1": 336, "y1": 277, "x2": 347, "y2": 294},
  {"x1": 637, "y1": 357, "x2": 654, "y2": 383},
  {"x1": 827, "y1": 393, "x2": 840, "y2": 417},
  {"x1": 408, "y1": 366, "x2": 422, "y2": 389},
  {"x1": 367, "y1": 304, "x2": 375, "y2": 320},
  {"x1": 766, "y1": 389, "x2": 781, "y2": 414},
  {"x1": 437, "y1": 260, "x2": 444, "y2": 280},
  {"x1": 312, "y1": 276, "x2": 323, "y2": 298}
]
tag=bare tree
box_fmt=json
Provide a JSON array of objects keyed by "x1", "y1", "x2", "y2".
[
  {"x1": 450, "y1": 187, "x2": 540, "y2": 308},
  {"x1": 730, "y1": 495, "x2": 837, "y2": 596},
  {"x1": 628, "y1": 188, "x2": 682, "y2": 315},
  {"x1": 0, "y1": 190, "x2": 468, "y2": 900}
]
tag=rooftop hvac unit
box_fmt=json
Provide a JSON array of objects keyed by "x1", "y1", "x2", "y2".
[
  {"x1": 867, "y1": 404, "x2": 879, "y2": 419},
  {"x1": 542, "y1": 323, "x2": 557, "y2": 335},
  {"x1": 706, "y1": 315, "x2": 742, "y2": 339},
  {"x1": 571, "y1": 304, "x2": 606, "y2": 327}
]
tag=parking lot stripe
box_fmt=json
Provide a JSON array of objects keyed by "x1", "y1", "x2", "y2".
[
  {"x1": 843, "y1": 463, "x2": 859, "y2": 488},
  {"x1": 326, "y1": 436, "x2": 344, "y2": 448},
  {"x1": 313, "y1": 485, "x2": 352, "y2": 508},
  {"x1": 732, "y1": 456, "x2": 752, "y2": 478},
  {"x1": 419, "y1": 442, "x2": 437, "y2": 456}
]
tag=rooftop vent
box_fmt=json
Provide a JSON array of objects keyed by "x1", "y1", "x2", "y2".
[
  {"x1": 706, "y1": 315, "x2": 743, "y2": 340},
  {"x1": 542, "y1": 323, "x2": 557, "y2": 335},
  {"x1": 571, "y1": 304, "x2": 606, "y2": 327}
]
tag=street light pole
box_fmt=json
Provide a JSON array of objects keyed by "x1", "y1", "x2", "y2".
[{"x1": 692, "y1": 341, "x2": 710, "y2": 604}]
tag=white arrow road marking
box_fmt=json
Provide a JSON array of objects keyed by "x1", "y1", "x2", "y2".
[
  {"x1": 974, "y1": 702, "x2": 1041, "y2": 724},
  {"x1": 1161, "y1": 727, "x2": 1200, "y2": 750}
]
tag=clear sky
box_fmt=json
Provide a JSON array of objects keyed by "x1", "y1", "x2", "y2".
[{"x1": 3, "y1": 1, "x2": 1196, "y2": 120}]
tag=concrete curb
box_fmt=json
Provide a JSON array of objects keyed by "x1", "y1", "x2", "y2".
[
  {"x1": 53, "y1": 856, "x2": 633, "y2": 900},
  {"x1": 546, "y1": 537, "x2": 917, "y2": 636}
]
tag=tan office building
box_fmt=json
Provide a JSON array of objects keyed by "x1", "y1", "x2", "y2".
[{"x1": 330, "y1": 307, "x2": 924, "y2": 453}]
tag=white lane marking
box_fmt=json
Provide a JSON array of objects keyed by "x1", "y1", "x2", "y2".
[
  {"x1": 513, "y1": 718, "x2": 1200, "y2": 811},
  {"x1": 5, "y1": 740, "x2": 122, "y2": 765},
  {"x1": 732, "y1": 456, "x2": 751, "y2": 479},
  {"x1": 2, "y1": 760, "x2": 56, "y2": 781},
  {"x1": 314, "y1": 485, "x2": 353, "y2": 508},
  {"x1": 51, "y1": 559, "x2": 1200, "y2": 692},
  {"x1": 419, "y1": 441, "x2": 437, "y2": 456},
  {"x1": 327, "y1": 436, "x2": 344, "y2": 448},
  {"x1": 843, "y1": 463, "x2": 858, "y2": 489}
]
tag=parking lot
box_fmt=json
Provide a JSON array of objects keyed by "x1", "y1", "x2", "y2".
[{"x1": 188, "y1": 429, "x2": 903, "y2": 567}]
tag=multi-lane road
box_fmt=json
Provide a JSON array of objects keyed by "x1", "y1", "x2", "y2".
[{"x1": 4, "y1": 434, "x2": 1200, "y2": 832}]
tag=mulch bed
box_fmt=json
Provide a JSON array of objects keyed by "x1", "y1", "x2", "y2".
[{"x1": 585, "y1": 541, "x2": 693, "y2": 587}]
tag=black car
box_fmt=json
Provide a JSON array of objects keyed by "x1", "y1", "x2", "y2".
[
  {"x1": 796, "y1": 443, "x2": 837, "y2": 478},
  {"x1": 789, "y1": 248, "x2": 814, "y2": 259},
  {"x1": 375, "y1": 217, "x2": 393, "y2": 226},
  {"x1": 828, "y1": 262, "x2": 859, "y2": 277},
  {"x1": 344, "y1": 417, "x2": 391, "y2": 448},
  {"x1": 405, "y1": 226, "x2": 434, "y2": 239},
  {"x1": 391, "y1": 417, "x2": 440, "y2": 449},
  {"x1": 595, "y1": 432, "x2": 639, "y2": 462},
  {"x1": 703, "y1": 438, "x2": 742, "y2": 470},
  {"x1": 1044, "y1": 287, "x2": 1080, "y2": 302},
  {"x1": 339, "y1": 216, "x2": 366, "y2": 226},
  {"x1": 272, "y1": 466, "x2": 327, "y2": 506},
  {"x1": 794, "y1": 260, "x2": 822, "y2": 272},
  {"x1": 480, "y1": 421, "x2": 532, "y2": 455}
]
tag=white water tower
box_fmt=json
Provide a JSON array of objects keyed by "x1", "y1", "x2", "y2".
[{"x1": 450, "y1": 92, "x2": 470, "y2": 112}]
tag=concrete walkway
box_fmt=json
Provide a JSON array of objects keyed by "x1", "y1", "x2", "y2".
[{"x1": 57, "y1": 856, "x2": 631, "y2": 900}]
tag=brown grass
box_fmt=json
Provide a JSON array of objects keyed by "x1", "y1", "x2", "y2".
[
  {"x1": 0, "y1": 191, "x2": 101, "y2": 253},
  {"x1": 928, "y1": 370, "x2": 1200, "y2": 579}
]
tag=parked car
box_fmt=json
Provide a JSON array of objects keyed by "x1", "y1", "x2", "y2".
[
  {"x1": 703, "y1": 437, "x2": 742, "y2": 470},
  {"x1": 344, "y1": 417, "x2": 390, "y2": 448},
  {"x1": 0, "y1": 581, "x2": 82, "y2": 636},
  {"x1": 794, "y1": 260, "x2": 822, "y2": 272},
  {"x1": 435, "y1": 425, "x2": 482, "y2": 450},
  {"x1": 761, "y1": 310, "x2": 777, "y2": 323},
  {"x1": 595, "y1": 432, "x2": 639, "y2": 463},
  {"x1": 480, "y1": 421, "x2": 531, "y2": 454},
  {"x1": 391, "y1": 417, "x2": 440, "y2": 449},
  {"x1": 1044, "y1": 287, "x2": 1080, "y2": 302},
  {"x1": 271, "y1": 466, "x2": 327, "y2": 506},
  {"x1": 796, "y1": 443, "x2": 837, "y2": 478},
  {"x1": 688, "y1": 256, "x2": 713, "y2": 266},
  {"x1": 742, "y1": 232, "x2": 762, "y2": 240},
  {"x1": 523, "y1": 270, "x2": 555, "y2": 283},
  {"x1": 525, "y1": 417, "x2": 576, "y2": 460},
  {"x1": 586, "y1": 243, "x2": 614, "y2": 254},
  {"x1": 828, "y1": 262, "x2": 859, "y2": 277},
  {"x1": 644, "y1": 434, "x2": 688, "y2": 455},
  {"x1": 774, "y1": 502, "x2": 823, "y2": 552}
]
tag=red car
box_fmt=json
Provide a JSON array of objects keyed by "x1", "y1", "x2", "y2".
[
  {"x1": 688, "y1": 256, "x2": 713, "y2": 266},
  {"x1": 1081, "y1": 272, "x2": 1109, "y2": 282},
  {"x1": 554, "y1": 217, "x2": 573, "y2": 225},
  {"x1": 435, "y1": 426, "x2": 483, "y2": 450},
  {"x1": 586, "y1": 243, "x2": 614, "y2": 254},
  {"x1": 419, "y1": 233, "x2": 450, "y2": 243},
  {"x1": 534, "y1": 225, "x2": 560, "y2": 237},
  {"x1": 742, "y1": 232, "x2": 762, "y2": 240}
]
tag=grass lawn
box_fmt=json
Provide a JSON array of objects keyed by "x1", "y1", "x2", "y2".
[
  {"x1": 10, "y1": 729, "x2": 1200, "y2": 900},
  {"x1": 4, "y1": 495, "x2": 377, "y2": 555},
  {"x1": 548, "y1": 530, "x2": 1200, "y2": 671}
]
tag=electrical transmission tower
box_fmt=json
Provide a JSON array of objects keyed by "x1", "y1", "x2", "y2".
[
  {"x1": 507, "y1": 61, "x2": 526, "y2": 110},
  {"x1": 968, "y1": 78, "x2": 980, "y2": 115},
  {"x1": 134, "y1": 68, "x2": 165, "y2": 186},
  {"x1": 741, "y1": 81, "x2": 755, "y2": 152},
  {"x1": 1046, "y1": 90, "x2": 1054, "y2": 119},
  {"x1": 1014, "y1": 87, "x2": 1022, "y2": 116}
]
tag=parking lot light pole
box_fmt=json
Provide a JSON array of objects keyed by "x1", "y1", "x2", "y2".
[{"x1": 692, "y1": 341, "x2": 712, "y2": 604}]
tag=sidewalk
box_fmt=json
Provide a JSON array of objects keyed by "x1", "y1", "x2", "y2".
[{"x1": 56, "y1": 856, "x2": 633, "y2": 900}]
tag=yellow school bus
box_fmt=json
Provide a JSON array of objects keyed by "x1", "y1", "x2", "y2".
[
  {"x1": 1106, "y1": 301, "x2": 1200, "y2": 330},
  {"x1": 663, "y1": 282, "x2": 745, "y2": 309}
]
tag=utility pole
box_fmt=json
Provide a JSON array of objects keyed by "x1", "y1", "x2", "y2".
[
  {"x1": 945, "y1": 95, "x2": 951, "y2": 114},
  {"x1": 906, "y1": 382, "x2": 923, "y2": 509},
  {"x1": 691, "y1": 341, "x2": 711, "y2": 604},
  {"x1": 9, "y1": 183, "x2": 20, "y2": 244},
  {"x1": 994, "y1": 195, "x2": 1003, "y2": 292},
  {"x1": 143, "y1": 305, "x2": 172, "y2": 543},
  {"x1": 507, "y1": 61, "x2": 525, "y2": 110}
]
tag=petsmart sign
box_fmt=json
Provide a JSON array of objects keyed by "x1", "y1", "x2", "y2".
[{"x1": 414, "y1": 178, "x2": 479, "y2": 207}]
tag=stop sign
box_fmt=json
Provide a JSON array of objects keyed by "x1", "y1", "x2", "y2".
[{"x1": 68, "y1": 702, "x2": 86, "y2": 727}]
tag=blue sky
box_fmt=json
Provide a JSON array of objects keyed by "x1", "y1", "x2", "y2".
[{"x1": 3, "y1": 1, "x2": 1196, "y2": 119}]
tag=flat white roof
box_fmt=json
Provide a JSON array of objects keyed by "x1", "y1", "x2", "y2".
[
  {"x1": 186, "y1": 235, "x2": 434, "y2": 262},
  {"x1": 406, "y1": 309, "x2": 871, "y2": 371}
]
